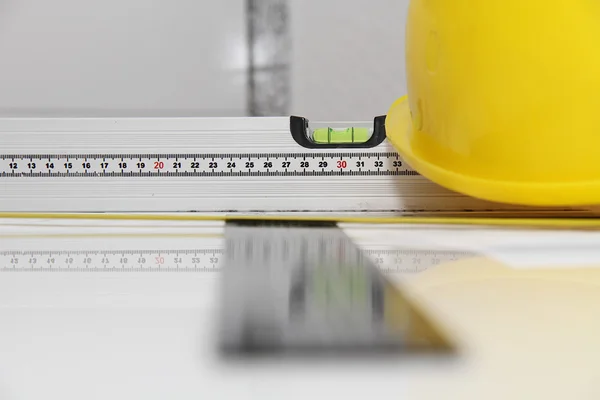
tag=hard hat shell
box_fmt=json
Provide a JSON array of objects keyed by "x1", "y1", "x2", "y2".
[{"x1": 386, "y1": 0, "x2": 600, "y2": 206}]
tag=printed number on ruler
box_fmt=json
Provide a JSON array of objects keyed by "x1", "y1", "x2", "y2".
[
  {"x1": 0, "y1": 153, "x2": 417, "y2": 177},
  {"x1": 0, "y1": 249, "x2": 469, "y2": 272}
]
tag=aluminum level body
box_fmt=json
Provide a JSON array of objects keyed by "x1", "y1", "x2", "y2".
[{"x1": 0, "y1": 116, "x2": 565, "y2": 214}]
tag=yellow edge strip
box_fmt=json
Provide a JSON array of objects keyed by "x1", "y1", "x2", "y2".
[
  {"x1": 2, "y1": 212, "x2": 600, "y2": 229},
  {"x1": 0, "y1": 233, "x2": 223, "y2": 239}
]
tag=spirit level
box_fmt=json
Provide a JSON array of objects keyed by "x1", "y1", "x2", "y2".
[{"x1": 0, "y1": 115, "x2": 569, "y2": 215}]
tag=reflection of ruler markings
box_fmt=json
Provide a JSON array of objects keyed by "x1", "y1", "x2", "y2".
[
  {"x1": 0, "y1": 249, "x2": 472, "y2": 273},
  {"x1": 0, "y1": 152, "x2": 414, "y2": 177}
]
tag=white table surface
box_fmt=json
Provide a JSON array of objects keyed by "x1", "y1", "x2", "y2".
[{"x1": 2, "y1": 218, "x2": 600, "y2": 399}]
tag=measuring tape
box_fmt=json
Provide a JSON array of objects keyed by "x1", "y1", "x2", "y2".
[
  {"x1": 0, "y1": 115, "x2": 559, "y2": 214},
  {"x1": 0, "y1": 152, "x2": 412, "y2": 178}
]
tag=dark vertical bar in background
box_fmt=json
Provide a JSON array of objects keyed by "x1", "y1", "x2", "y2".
[
  {"x1": 246, "y1": 0, "x2": 291, "y2": 117},
  {"x1": 246, "y1": 0, "x2": 258, "y2": 116}
]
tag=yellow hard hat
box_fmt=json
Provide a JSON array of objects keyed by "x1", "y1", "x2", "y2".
[{"x1": 386, "y1": 0, "x2": 600, "y2": 206}]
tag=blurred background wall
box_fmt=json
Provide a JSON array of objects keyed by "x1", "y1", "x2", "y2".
[
  {"x1": 0, "y1": 0, "x2": 409, "y2": 120},
  {"x1": 289, "y1": 0, "x2": 408, "y2": 121}
]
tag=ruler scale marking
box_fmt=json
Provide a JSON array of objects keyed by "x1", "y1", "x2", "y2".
[{"x1": 0, "y1": 152, "x2": 416, "y2": 178}]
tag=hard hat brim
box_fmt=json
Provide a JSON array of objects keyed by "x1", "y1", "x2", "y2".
[{"x1": 386, "y1": 96, "x2": 600, "y2": 207}]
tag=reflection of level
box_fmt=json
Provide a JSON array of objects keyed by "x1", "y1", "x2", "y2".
[{"x1": 0, "y1": 248, "x2": 473, "y2": 273}]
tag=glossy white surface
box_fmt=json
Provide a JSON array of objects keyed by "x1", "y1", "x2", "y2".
[
  {"x1": 2, "y1": 219, "x2": 600, "y2": 399},
  {"x1": 0, "y1": 284, "x2": 412, "y2": 400},
  {"x1": 0, "y1": 220, "x2": 416, "y2": 399}
]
